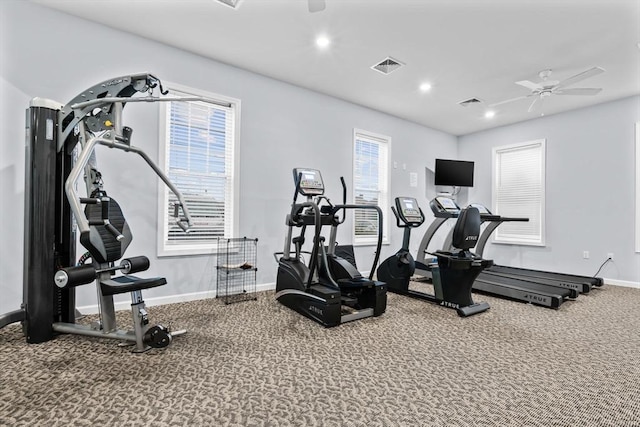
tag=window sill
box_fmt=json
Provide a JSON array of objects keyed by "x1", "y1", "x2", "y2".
[
  {"x1": 352, "y1": 240, "x2": 390, "y2": 247},
  {"x1": 158, "y1": 245, "x2": 218, "y2": 257},
  {"x1": 491, "y1": 239, "x2": 545, "y2": 247}
]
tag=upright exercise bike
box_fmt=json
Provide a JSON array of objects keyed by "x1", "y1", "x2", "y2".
[
  {"x1": 377, "y1": 196, "x2": 492, "y2": 317},
  {"x1": 275, "y1": 168, "x2": 387, "y2": 327}
]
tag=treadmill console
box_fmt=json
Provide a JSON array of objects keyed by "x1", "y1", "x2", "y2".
[
  {"x1": 394, "y1": 197, "x2": 424, "y2": 226},
  {"x1": 468, "y1": 203, "x2": 491, "y2": 215},
  {"x1": 430, "y1": 196, "x2": 461, "y2": 218},
  {"x1": 293, "y1": 168, "x2": 325, "y2": 196}
]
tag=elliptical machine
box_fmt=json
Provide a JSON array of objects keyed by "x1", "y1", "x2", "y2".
[
  {"x1": 274, "y1": 168, "x2": 387, "y2": 327},
  {"x1": 377, "y1": 196, "x2": 491, "y2": 317}
]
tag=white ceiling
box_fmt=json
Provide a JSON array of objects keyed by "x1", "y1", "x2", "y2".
[{"x1": 34, "y1": 0, "x2": 640, "y2": 135}]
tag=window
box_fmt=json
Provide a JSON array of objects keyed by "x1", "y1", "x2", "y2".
[
  {"x1": 157, "y1": 84, "x2": 240, "y2": 256},
  {"x1": 353, "y1": 129, "x2": 390, "y2": 245},
  {"x1": 492, "y1": 139, "x2": 546, "y2": 246}
]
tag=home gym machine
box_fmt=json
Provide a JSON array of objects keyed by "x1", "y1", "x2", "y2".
[
  {"x1": 274, "y1": 168, "x2": 387, "y2": 327},
  {"x1": 377, "y1": 197, "x2": 492, "y2": 317},
  {"x1": 0, "y1": 73, "x2": 199, "y2": 352}
]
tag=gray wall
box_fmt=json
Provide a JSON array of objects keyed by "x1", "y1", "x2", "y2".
[
  {"x1": 0, "y1": 1, "x2": 457, "y2": 313},
  {"x1": 459, "y1": 96, "x2": 640, "y2": 284}
]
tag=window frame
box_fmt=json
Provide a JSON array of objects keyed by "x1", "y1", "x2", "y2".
[
  {"x1": 157, "y1": 82, "x2": 241, "y2": 257},
  {"x1": 636, "y1": 122, "x2": 640, "y2": 253},
  {"x1": 491, "y1": 138, "x2": 546, "y2": 247},
  {"x1": 352, "y1": 128, "x2": 391, "y2": 246}
]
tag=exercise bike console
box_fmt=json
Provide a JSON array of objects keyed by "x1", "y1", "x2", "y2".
[{"x1": 394, "y1": 197, "x2": 425, "y2": 227}]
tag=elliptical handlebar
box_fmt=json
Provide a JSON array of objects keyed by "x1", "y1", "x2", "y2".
[
  {"x1": 294, "y1": 201, "x2": 322, "y2": 287},
  {"x1": 292, "y1": 172, "x2": 303, "y2": 204},
  {"x1": 329, "y1": 203, "x2": 383, "y2": 281}
]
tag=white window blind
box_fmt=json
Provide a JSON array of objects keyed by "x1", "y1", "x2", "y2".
[
  {"x1": 492, "y1": 139, "x2": 546, "y2": 246},
  {"x1": 158, "y1": 86, "x2": 239, "y2": 256},
  {"x1": 353, "y1": 129, "x2": 389, "y2": 245}
]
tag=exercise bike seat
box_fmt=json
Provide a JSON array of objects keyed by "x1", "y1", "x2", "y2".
[
  {"x1": 433, "y1": 251, "x2": 493, "y2": 270},
  {"x1": 100, "y1": 275, "x2": 167, "y2": 296}
]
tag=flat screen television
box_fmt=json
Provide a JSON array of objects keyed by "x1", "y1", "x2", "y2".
[{"x1": 434, "y1": 159, "x2": 474, "y2": 187}]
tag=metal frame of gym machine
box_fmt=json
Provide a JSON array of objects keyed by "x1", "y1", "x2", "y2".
[{"x1": 0, "y1": 73, "x2": 209, "y2": 351}]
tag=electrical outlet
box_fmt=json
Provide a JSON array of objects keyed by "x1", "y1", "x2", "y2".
[
  {"x1": 607, "y1": 253, "x2": 614, "y2": 260},
  {"x1": 583, "y1": 251, "x2": 589, "y2": 259}
]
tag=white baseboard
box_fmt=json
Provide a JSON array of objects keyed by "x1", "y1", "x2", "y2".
[
  {"x1": 77, "y1": 282, "x2": 277, "y2": 315},
  {"x1": 603, "y1": 278, "x2": 640, "y2": 289}
]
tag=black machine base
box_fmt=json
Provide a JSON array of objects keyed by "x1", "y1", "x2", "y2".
[
  {"x1": 276, "y1": 259, "x2": 386, "y2": 327},
  {"x1": 378, "y1": 256, "x2": 489, "y2": 318},
  {"x1": 457, "y1": 302, "x2": 491, "y2": 317}
]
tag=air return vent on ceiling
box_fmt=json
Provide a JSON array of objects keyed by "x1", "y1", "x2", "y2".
[
  {"x1": 371, "y1": 57, "x2": 405, "y2": 75},
  {"x1": 458, "y1": 98, "x2": 483, "y2": 107}
]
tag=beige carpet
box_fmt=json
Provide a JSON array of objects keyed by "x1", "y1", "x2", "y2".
[{"x1": 1, "y1": 284, "x2": 639, "y2": 426}]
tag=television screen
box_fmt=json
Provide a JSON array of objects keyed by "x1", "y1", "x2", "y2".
[{"x1": 434, "y1": 159, "x2": 474, "y2": 187}]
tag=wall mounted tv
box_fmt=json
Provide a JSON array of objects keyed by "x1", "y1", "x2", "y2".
[{"x1": 434, "y1": 159, "x2": 474, "y2": 187}]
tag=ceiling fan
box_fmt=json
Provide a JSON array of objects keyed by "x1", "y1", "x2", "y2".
[{"x1": 490, "y1": 67, "x2": 605, "y2": 112}]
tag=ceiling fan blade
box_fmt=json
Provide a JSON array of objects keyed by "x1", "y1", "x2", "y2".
[
  {"x1": 515, "y1": 80, "x2": 542, "y2": 91},
  {"x1": 527, "y1": 96, "x2": 540, "y2": 113},
  {"x1": 488, "y1": 95, "x2": 531, "y2": 107},
  {"x1": 556, "y1": 67, "x2": 605, "y2": 89},
  {"x1": 554, "y1": 87, "x2": 602, "y2": 96},
  {"x1": 308, "y1": 0, "x2": 326, "y2": 13}
]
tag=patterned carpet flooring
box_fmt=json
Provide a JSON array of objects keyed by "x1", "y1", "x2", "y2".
[{"x1": 1, "y1": 284, "x2": 640, "y2": 426}]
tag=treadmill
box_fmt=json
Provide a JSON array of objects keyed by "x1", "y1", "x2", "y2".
[
  {"x1": 471, "y1": 203, "x2": 603, "y2": 294},
  {"x1": 415, "y1": 197, "x2": 578, "y2": 308}
]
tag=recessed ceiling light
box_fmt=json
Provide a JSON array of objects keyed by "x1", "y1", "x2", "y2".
[
  {"x1": 316, "y1": 36, "x2": 330, "y2": 49},
  {"x1": 484, "y1": 110, "x2": 495, "y2": 119},
  {"x1": 419, "y1": 83, "x2": 432, "y2": 93}
]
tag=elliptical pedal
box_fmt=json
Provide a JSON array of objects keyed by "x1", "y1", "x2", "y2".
[{"x1": 341, "y1": 295, "x2": 359, "y2": 307}]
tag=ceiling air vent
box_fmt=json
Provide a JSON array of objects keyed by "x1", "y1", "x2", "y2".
[
  {"x1": 215, "y1": 0, "x2": 242, "y2": 9},
  {"x1": 371, "y1": 57, "x2": 405, "y2": 75},
  {"x1": 458, "y1": 98, "x2": 483, "y2": 107}
]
